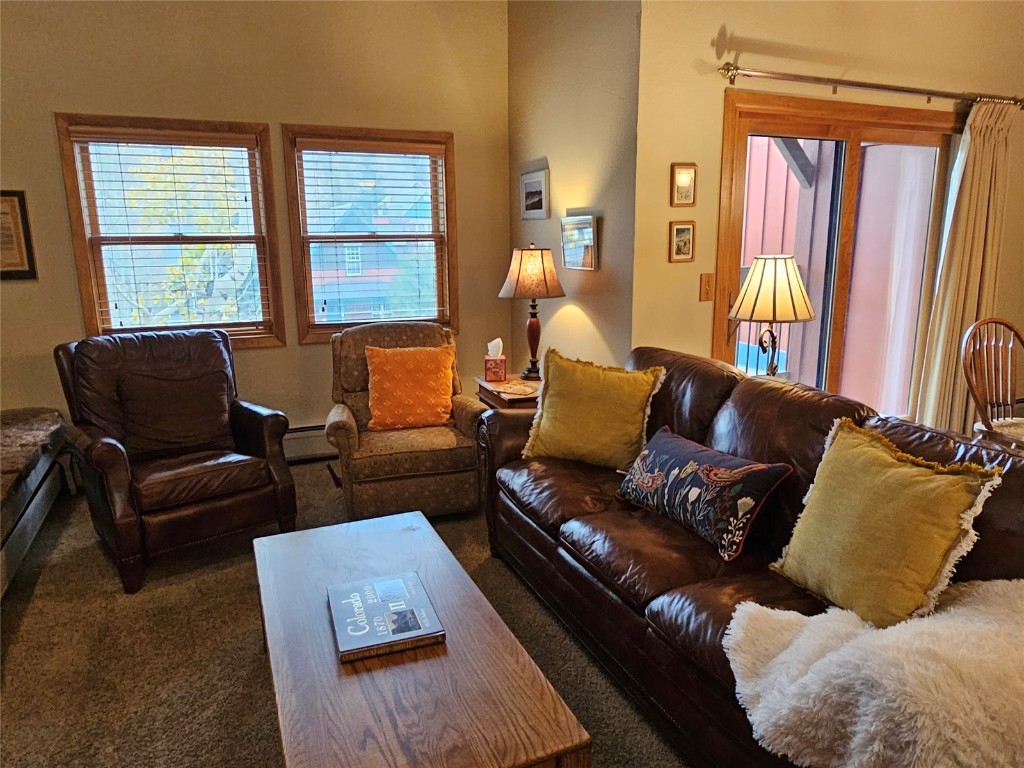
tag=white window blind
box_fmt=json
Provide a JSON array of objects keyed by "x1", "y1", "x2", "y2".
[
  {"x1": 57, "y1": 116, "x2": 282, "y2": 344},
  {"x1": 285, "y1": 129, "x2": 455, "y2": 341}
]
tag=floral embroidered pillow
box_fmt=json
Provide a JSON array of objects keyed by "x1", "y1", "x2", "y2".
[{"x1": 618, "y1": 427, "x2": 792, "y2": 561}]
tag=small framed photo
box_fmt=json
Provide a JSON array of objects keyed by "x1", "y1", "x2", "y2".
[
  {"x1": 560, "y1": 215, "x2": 597, "y2": 271},
  {"x1": 669, "y1": 221, "x2": 695, "y2": 263},
  {"x1": 670, "y1": 163, "x2": 697, "y2": 207},
  {"x1": 520, "y1": 169, "x2": 549, "y2": 220},
  {"x1": 1, "y1": 190, "x2": 37, "y2": 280}
]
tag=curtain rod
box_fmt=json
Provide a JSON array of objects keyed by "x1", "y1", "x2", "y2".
[{"x1": 719, "y1": 62, "x2": 1024, "y2": 110}]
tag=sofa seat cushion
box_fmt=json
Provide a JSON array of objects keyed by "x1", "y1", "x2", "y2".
[
  {"x1": 496, "y1": 458, "x2": 628, "y2": 535},
  {"x1": 559, "y1": 509, "x2": 761, "y2": 611},
  {"x1": 132, "y1": 451, "x2": 270, "y2": 513},
  {"x1": 646, "y1": 571, "x2": 826, "y2": 689},
  {"x1": 351, "y1": 426, "x2": 477, "y2": 482}
]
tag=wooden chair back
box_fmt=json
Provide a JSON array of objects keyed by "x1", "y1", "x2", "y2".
[{"x1": 961, "y1": 317, "x2": 1024, "y2": 430}]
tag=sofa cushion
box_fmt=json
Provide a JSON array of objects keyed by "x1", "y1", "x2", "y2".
[
  {"x1": 618, "y1": 427, "x2": 792, "y2": 560},
  {"x1": 524, "y1": 349, "x2": 666, "y2": 471},
  {"x1": 645, "y1": 571, "x2": 826, "y2": 689},
  {"x1": 774, "y1": 418, "x2": 1000, "y2": 628},
  {"x1": 863, "y1": 416, "x2": 1024, "y2": 583},
  {"x1": 119, "y1": 370, "x2": 234, "y2": 458},
  {"x1": 132, "y1": 451, "x2": 270, "y2": 512},
  {"x1": 496, "y1": 458, "x2": 625, "y2": 536},
  {"x1": 366, "y1": 345, "x2": 455, "y2": 431},
  {"x1": 705, "y1": 376, "x2": 877, "y2": 560},
  {"x1": 559, "y1": 509, "x2": 761, "y2": 611},
  {"x1": 350, "y1": 426, "x2": 477, "y2": 481},
  {"x1": 625, "y1": 347, "x2": 744, "y2": 443}
]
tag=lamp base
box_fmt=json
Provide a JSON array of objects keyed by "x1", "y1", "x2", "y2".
[{"x1": 521, "y1": 364, "x2": 541, "y2": 381}]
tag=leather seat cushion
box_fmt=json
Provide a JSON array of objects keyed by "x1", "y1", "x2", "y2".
[
  {"x1": 350, "y1": 425, "x2": 477, "y2": 481},
  {"x1": 646, "y1": 571, "x2": 826, "y2": 689},
  {"x1": 559, "y1": 509, "x2": 762, "y2": 611},
  {"x1": 132, "y1": 451, "x2": 270, "y2": 512},
  {"x1": 496, "y1": 458, "x2": 628, "y2": 535}
]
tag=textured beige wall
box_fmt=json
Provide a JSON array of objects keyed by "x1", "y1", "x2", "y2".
[
  {"x1": 633, "y1": 0, "x2": 1024, "y2": 357},
  {"x1": 0, "y1": 1, "x2": 510, "y2": 426},
  {"x1": 507, "y1": 1, "x2": 641, "y2": 369}
]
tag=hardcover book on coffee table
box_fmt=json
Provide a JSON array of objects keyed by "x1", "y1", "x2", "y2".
[{"x1": 327, "y1": 571, "x2": 445, "y2": 663}]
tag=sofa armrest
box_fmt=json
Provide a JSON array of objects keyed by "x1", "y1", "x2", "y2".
[
  {"x1": 326, "y1": 403, "x2": 359, "y2": 456},
  {"x1": 452, "y1": 394, "x2": 488, "y2": 438},
  {"x1": 477, "y1": 408, "x2": 535, "y2": 470}
]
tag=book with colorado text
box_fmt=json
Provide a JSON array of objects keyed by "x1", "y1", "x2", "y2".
[{"x1": 326, "y1": 571, "x2": 445, "y2": 663}]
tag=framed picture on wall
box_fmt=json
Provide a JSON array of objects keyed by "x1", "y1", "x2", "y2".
[
  {"x1": 669, "y1": 221, "x2": 695, "y2": 263},
  {"x1": 670, "y1": 163, "x2": 697, "y2": 207},
  {"x1": 560, "y1": 215, "x2": 597, "y2": 270},
  {"x1": 1, "y1": 190, "x2": 37, "y2": 280},
  {"x1": 520, "y1": 169, "x2": 549, "y2": 220}
]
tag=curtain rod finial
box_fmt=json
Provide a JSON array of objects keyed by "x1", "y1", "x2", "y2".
[{"x1": 719, "y1": 62, "x2": 739, "y2": 85}]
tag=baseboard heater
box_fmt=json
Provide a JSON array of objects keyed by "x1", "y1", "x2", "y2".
[{"x1": 283, "y1": 425, "x2": 334, "y2": 462}]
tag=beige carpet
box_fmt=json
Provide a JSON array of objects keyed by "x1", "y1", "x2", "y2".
[{"x1": 0, "y1": 461, "x2": 689, "y2": 768}]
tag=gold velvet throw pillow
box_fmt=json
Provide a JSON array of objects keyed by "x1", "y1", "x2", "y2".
[
  {"x1": 366, "y1": 345, "x2": 455, "y2": 431},
  {"x1": 773, "y1": 418, "x2": 1002, "y2": 628},
  {"x1": 523, "y1": 348, "x2": 666, "y2": 471}
]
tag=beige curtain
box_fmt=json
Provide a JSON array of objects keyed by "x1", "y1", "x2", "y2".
[{"x1": 912, "y1": 101, "x2": 1019, "y2": 434}]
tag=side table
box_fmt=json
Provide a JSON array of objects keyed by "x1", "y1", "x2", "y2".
[{"x1": 473, "y1": 376, "x2": 540, "y2": 410}]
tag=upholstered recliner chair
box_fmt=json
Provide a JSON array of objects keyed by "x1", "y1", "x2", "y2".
[
  {"x1": 326, "y1": 322, "x2": 487, "y2": 520},
  {"x1": 54, "y1": 330, "x2": 296, "y2": 593}
]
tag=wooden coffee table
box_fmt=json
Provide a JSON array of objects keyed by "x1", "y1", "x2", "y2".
[{"x1": 254, "y1": 511, "x2": 591, "y2": 768}]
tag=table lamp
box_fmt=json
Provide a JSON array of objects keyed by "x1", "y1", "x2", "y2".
[
  {"x1": 728, "y1": 254, "x2": 815, "y2": 376},
  {"x1": 499, "y1": 243, "x2": 565, "y2": 380}
]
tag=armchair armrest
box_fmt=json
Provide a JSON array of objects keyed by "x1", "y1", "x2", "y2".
[
  {"x1": 66, "y1": 425, "x2": 144, "y2": 575},
  {"x1": 230, "y1": 400, "x2": 295, "y2": 528},
  {"x1": 231, "y1": 400, "x2": 288, "y2": 459},
  {"x1": 326, "y1": 403, "x2": 359, "y2": 456},
  {"x1": 452, "y1": 394, "x2": 488, "y2": 438}
]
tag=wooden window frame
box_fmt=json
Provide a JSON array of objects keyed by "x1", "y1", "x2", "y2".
[
  {"x1": 281, "y1": 124, "x2": 459, "y2": 345},
  {"x1": 712, "y1": 91, "x2": 964, "y2": 391},
  {"x1": 55, "y1": 113, "x2": 286, "y2": 348}
]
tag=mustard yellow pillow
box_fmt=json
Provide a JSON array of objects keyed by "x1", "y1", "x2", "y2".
[
  {"x1": 523, "y1": 348, "x2": 666, "y2": 471},
  {"x1": 773, "y1": 418, "x2": 1002, "y2": 628},
  {"x1": 366, "y1": 345, "x2": 455, "y2": 431}
]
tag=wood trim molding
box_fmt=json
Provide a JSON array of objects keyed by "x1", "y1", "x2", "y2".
[{"x1": 711, "y1": 89, "x2": 963, "y2": 375}]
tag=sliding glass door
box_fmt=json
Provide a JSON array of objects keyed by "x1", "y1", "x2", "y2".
[{"x1": 713, "y1": 92, "x2": 960, "y2": 415}]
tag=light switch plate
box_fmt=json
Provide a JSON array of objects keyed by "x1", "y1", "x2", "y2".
[{"x1": 699, "y1": 273, "x2": 715, "y2": 302}]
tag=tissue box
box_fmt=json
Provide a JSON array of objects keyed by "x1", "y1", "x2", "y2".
[{"x1": 484, "y1": 355, "x2": 507, "y2": 382}]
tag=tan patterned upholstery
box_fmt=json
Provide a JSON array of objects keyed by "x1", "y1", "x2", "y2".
[{"x1": 326, "y1": 322, "x2": 486, "y2": 520}]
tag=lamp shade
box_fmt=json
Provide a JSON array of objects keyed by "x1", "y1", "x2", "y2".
[
  {"x1": 498, "y1": 243, "x2": 566, "y2": 300},
  {"x1": 728, "y1": 254, "x2": 815, "y2": 323}
]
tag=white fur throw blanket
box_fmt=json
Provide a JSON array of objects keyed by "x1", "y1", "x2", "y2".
[{"x1": 723, "y1": 579, "x2": 1024, "y2": 768}]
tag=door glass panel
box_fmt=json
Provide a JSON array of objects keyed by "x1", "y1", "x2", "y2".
[
  {"x1": 839, "y1": 143, "x2": 938, "y2": 415},
  {"x1": 734, "y1": 136, "x2": 842, "y2": 384}
]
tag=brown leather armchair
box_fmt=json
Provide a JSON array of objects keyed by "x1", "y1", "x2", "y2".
[
  {"x1": 54, "y1": 330, "x2": 296, "y2": 593},
  {"x1": 326, "y1": 321, "x2": 487, "y2": 520}
]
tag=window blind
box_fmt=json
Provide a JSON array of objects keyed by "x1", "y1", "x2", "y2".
[
  {"x1": 288, "y1": 134, "x2": 454, "y2": 334},
  {"x1": 63, "y1": 122, "x2": 279, "y2": 341}
]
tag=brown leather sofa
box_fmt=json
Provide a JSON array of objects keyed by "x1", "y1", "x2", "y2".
[
  {"x1": 54, "y1": 330, "x2": 297, "y2": 593},
  {"x1": 477, "y1": 347, "x2": 1024, "y2": 768}
]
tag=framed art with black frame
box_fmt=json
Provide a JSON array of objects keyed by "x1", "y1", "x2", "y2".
[{"x1": 1, "y1": 190, "x2": 37, "y2": 280}]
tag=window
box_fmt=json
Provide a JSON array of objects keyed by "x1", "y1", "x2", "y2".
[
  {"x1": 282, "y1": 125, "x2": 457, "y2": 343},
  {"x1": 344, "y1": 245, "x2": 363, "y2": 276},
  {"x1": 55, "y1": 114, "x2": 285, "y2": 347},
  {"x1": 713, "y1": 92, "x2": 963, "y2": 415}
]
